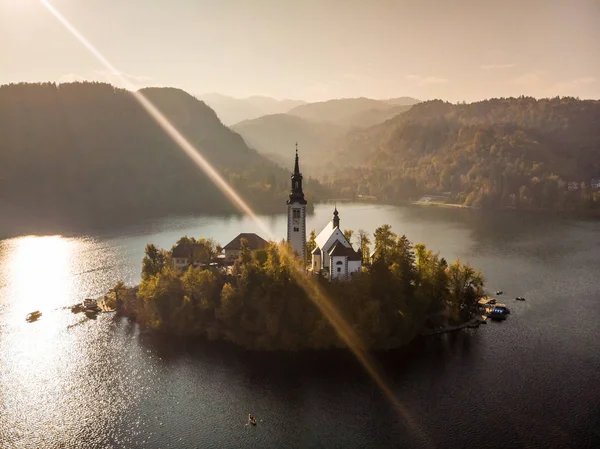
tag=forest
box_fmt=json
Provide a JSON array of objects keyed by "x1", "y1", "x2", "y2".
[
  {"x1": 112, "y1": 226, "x2": 484, "y2": 351},
  {"x1": 0, "y1": 82, "x2": 326, "y2": 234},
  {"x1": 325, "y1": 97, "x2": 600, "y2": 214}
]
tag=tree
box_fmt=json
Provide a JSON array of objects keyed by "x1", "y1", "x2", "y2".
[
  {"x1": 355, "y1": 229, "x2": 371, "y2": 264},
  {"x1": 343, "y1": 229, "x2": 354, "y2": 242},
  {"x1": 239, "y1": 238, "x2": 252, "y2": 265},
  {"x1": 373, "y1": 224, "x2": 396, "y2": 262},
  {"x1": 446, "y1": 259, "x2": 484, "y2": 322},
  {"x1": 306, "y1": 230, "x2": 317, "y2": 262},
  {"x1": 108, "y1": 280, "x2": 127, "y2": 308},
  {"x1": 142, "y1": 244, "x2": 167, "y2": 279}
]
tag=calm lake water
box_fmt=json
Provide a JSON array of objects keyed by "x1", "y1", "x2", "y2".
[{"x1": 1, "y1": 203, "x2": 600, "y2": 448}]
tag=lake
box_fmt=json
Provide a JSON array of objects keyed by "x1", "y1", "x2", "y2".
[{"x1": 1, "y1": 203, "x2": 599, "y2": 448}]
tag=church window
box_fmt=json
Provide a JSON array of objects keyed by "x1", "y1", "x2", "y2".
[
  {"x1": 336, "y1": 261, "x2": 343, "y2": 265},
  {"x1": 292, "y1": 209, "x2": 301, "y2": 220},
  {"x1": 294, "y1": 227, "x2": 299, "y2": 232},
  {"x1": 337, "y1": 267, "x2": 341, "y2": 273}
]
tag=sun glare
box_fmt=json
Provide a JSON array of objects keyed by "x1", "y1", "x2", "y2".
[{"x1": 5, "y1": 235, "x2": 72, "y2": 318}]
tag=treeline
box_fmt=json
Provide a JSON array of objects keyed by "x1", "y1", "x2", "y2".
[
  {"x1": 325, "y1": 97, "x2": 600, "y2": 214},
  {"x1": 113, "y1": 225, "x2": 483, "y2": 351},
  {"x1": 0, "y1": 82, "x2": 326, "y2": 233}
]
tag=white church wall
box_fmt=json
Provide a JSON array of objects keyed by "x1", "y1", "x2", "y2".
[
  {"x1": 348, "y1": 260, "x2": 362, "y2": 275},
  {"x1": 330, "y1": 256, "x2": 347, "y2": 280},
  {"x1": 312, "y1": 253, "x2": 321, "y2": 272},
  {"x1": 322, "y1": 229, "x2": 351, "y2": 268}
]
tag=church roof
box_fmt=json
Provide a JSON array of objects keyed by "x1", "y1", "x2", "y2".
[
  {"x1": 328, "y1": 241, "x2": 362, "y2": 261},
  {"x1": 315, "y1": 220, "x2": 336, "y2": 250},
  {"x1": 223, "y1": 233, "x2": 269, "y2": 251},
  {"x1": 311, "y1": 246, "x2": 321, "y2": 255}
]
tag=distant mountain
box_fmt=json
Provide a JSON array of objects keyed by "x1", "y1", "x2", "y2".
[
  {"x1": 232, "y1": 100, "x2": 416, "y2": 171},
  {"x1": 231, "y1": 114, "x2": 346, "y2": 170},
  {"x1": 344, "y1": 104, "x2": 413, "y2": 128},
  {"x1": 383, "y1": 97, "x2": 421, "y2": 106},
  {"x1": 0, "y1": 82, "x2": 324, "y2": 236},
  {"x1": 327, "y1": 97, "x2": 600, "y2": 214},
  {"x1": 286, "y1": 97, "x2": 417, "y2": 127},
  {"x1": 198, "y1": 93, "x2": 305, "y2": 125}
]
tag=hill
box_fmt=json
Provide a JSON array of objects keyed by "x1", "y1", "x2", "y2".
[
  {"x1": 383, "y1": 97, "x2": 421, "y2": 106},
  {"x1": 0, "y1": 82, "x2": 323, "y2": 236},
  {"x1": 231, "y1": 114, "x2": 347, "y2": 171},
  {"x1": 327, "y1": 97, "x2": 600, "y2": 214},
  {"x1": 286, "y1": 97, "x2": 417, "y2": 127},
  {"x1": 198, "y1": 93, "x2": 305, "y2": 125}
]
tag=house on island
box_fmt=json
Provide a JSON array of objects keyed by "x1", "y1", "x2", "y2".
[
  {"x1": 172, "y1": 242, "x2": 211, "y2": 270},
  {"x1": 310, "y1": 207, "x2": 362, "y2": 281},
  {"x1": 591, "y1": 178, "x2": 600, "y2": 190},
  {"x1": 223, "y1": 233, "x2": 269, "y2": 260}
]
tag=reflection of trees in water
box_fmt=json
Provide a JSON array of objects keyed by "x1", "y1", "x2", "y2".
[{"x1": 134, "y1": 328, "x2": 481, "y2": 388}]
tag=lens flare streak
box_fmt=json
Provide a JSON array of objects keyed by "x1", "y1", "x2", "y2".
[{"x1": 38, "y1": 1, "x2": 429, "y2": 444}]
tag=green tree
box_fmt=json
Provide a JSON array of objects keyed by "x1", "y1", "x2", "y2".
[
  {"x1": 355, "y1": 229, "x2": 371, "y2": 264},
  {"x1": 142, "y1": 244, "x2": 167, "y2": 279},
  {"x1": 343, "y1": 229, "x2": 354, "y2": 242},
  {"x1": 306, "y1": 230, "x2": 317, "y2": 262},
  {"x1": 239, "y1": 238, "x2": 252, "y2": 265},
  {"x1": 108, "y1": 280, "x2": 127, "y2": 308},
  {"x1": 373, "y1": 224, "x2": 396, "y2": 262}
]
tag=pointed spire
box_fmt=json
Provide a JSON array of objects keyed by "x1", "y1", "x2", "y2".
[
  {"x1": 287, "y1": 142, "x2": 306, "y2": 205},
  {"x1": 294, "y1": 142, "x2": 300, "y2": 175},
  {"x1": 333, "y1": 205, "x2": 340, "y2": 228}
]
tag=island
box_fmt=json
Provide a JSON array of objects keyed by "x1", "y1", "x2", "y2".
[{"x1": 110, "y1": 223, "x2": 484, "y2": 351}]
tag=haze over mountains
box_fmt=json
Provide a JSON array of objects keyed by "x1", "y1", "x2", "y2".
[
  {"x1": 198, "y1": 93, "x2": 306, "y2": 125},
  {"x1": 230, "y1": 96, "x2": 419, "y2": 171}
]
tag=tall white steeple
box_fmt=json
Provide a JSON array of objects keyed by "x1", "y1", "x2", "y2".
[{"x1": 287, "y1": 143, "x2": 307, "y2": 260}]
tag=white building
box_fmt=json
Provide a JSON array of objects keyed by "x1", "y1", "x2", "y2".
[
  {"x1": 311, "y1": 207, "x2": 362, "y2": 281},
  {"x1": 286, "y1": 146, "x2": 307, "y2": 260}
]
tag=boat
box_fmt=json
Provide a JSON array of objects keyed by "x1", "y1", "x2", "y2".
[
  {"x1": 494, "y1": 304, "x2": 510, "y2": 314},
  {"x1": 489, "y1": 298, "x2": 497, "y2": 305},
  {"x1": 489, "y1": 307, "x2": 507, "y2": 320},
  {"x1": 496, "y1": 291, "x2": 503, "y2": 295},
  {"x1": 26, "y1": 311, "x2": 42, "y2": 322},
  {"x1": 248, "y1": 414, "x2": 257, "y2": 426},
  {"x1": 516, "y1": 296, "x2": 526, "y2": 301},
  {"x1": 83, "y1": 298, "x2": 98, "y2": 309}
]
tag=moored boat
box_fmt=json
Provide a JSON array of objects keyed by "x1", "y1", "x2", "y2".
[
  {"x1": 248, "y1": 414, "x2": 257, "y2": 426},
  {"x1": 489, "y1": 307, "x2": 507, "y2": 320},
  {"x1": 516, "y1": 296, "x2": 526, "y2": 301},
  {"x1": 26, "y1": 311, "x2": 42, "y2": 322}
]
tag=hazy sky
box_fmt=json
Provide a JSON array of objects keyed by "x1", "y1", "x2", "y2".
[{"x1": 1, "y1": 0, "x2": 599, "y2": 102}]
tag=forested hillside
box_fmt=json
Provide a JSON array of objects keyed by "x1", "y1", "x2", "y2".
[
  {"x1": 0, "y1": 82, "x2": 324, "y2": 235},
  {"x1": 326, "y1": 97, "x2": 600, "y2": 214}
]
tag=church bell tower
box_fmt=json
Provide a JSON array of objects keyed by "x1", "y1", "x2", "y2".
[{"x1": 287, "y1": 144, "x2": 307, "y2": 260}]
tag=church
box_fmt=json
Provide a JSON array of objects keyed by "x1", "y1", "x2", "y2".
[{"x1": 286, "y1": 147, "x2": 362, "y2": 281}]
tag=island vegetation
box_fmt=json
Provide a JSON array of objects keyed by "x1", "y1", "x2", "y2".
[{"x1": 112, "y1": 225, "x2": 484, "y2": 351}]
